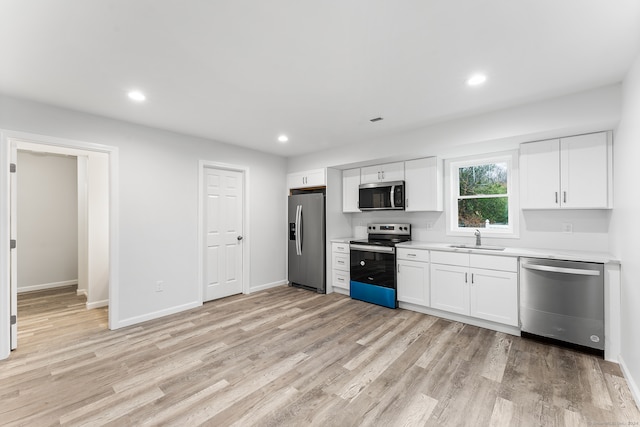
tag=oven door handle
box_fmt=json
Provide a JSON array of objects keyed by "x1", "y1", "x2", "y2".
[
  {"x1": 349, "y1": 244, "x2": 395, "y2": 254},
  {"x1": 521, "y1": 263, "x2": 600, "y2": 276}
]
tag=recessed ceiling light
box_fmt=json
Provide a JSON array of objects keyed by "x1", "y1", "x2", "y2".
[
  {"x1": 466, "y1": 74, "x2": 487, "y2": 86},
  {"x1": 128, "y1": 90, "x2": 146, "y2": 102},
  {"x1": 278, "y1": 135, "x2": 289, "y2": 143}
]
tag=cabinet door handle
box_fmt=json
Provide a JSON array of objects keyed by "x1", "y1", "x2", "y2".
[
  {"x1": 397, "y1": 264, "x2": 400, "y2": 273},
  {"x1": 382, "y1": 171, "x2": 385, "y2": 179},
  {"x1": 408, "y1": 253, "x2": 416, "y2": 257},
  {"x1": 471, "y1": 273, "x2": 474, "y2": 284},
  {"x1": 555, "y1": 192, "x2": 558, "y2": 204},
  {"x1": 377, "y1": 171, "x2": 381, "y2": 180},
  {"x1": 563, "y1": 191, "x2": 567, "y2": 203},
  {"x1": 465, "y1": 272, "x2": 468, "y2": 283},
  {"x1": 406, "y1": 198, "x2": 409, "y2": 208}
]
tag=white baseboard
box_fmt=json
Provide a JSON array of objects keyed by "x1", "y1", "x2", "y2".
[
  {"x1": 619, "y1": 355, "x2": 640, "y2": 410},
  {"x1": 18, "y1": 280, "x2": 77, "y2": 293},
  {"x1": 248, "y1": 279, "x2": 288, "y2": 293},
  {"x1": 112, "y1": 300, "x2": 202, "y2": 329},
  {"x1": 86, "y1": 299, "x2": 108, "y2": 310}
]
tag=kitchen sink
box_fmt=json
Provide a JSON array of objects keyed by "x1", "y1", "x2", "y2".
[{"x1": 449, "y1": 244, "x2": 505, "y2": 251}]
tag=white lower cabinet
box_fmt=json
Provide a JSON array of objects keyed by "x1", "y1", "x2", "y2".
[
  {"x1": 430, "y1": 251, "x2": 519, "y2": 327},
  {"x1": 430, "y1": 263, "x2": 469, "y2": 315},
  {"x1": 469, "y1": 268, "x2": 518, "y2": 326},
  {"x1": 331, "y1": 242, "x2": 350, "y2": 293},
  {"x1": 397, "y1": 248, "x2": 430, "y2": 307}
]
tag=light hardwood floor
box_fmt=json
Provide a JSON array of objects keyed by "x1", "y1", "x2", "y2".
[{"x1": 2, "y1": 285, "x2": 639, "y2": 426}]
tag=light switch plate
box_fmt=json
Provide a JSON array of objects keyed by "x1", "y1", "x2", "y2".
[{"x1": 562, "y1": 223, "x2": 573, "y2": 233}]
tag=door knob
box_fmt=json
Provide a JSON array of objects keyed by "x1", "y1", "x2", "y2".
[{"x1": 237, "y1": 235, "x2": 243, "y2": 241}]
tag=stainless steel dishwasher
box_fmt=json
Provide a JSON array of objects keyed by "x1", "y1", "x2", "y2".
[{"x1": 520, "y1": 257, "x2": 604, "y2": 356}]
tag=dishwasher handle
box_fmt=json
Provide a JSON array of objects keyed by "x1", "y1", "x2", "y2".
[{"x1": 521, "y1": 263, "x2": 600, "y2": 276}]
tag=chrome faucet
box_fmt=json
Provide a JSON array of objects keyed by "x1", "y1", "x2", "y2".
[{"x1": 474, "y1": 229, "x2": 481, "y2": 246}]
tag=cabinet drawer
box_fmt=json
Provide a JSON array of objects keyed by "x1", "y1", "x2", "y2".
[
  {"x1": 430, "y1": 251, "x2": 469, "y2": 266},
  {"x1": 333, "y1": 270, "x2": 350, "y2": 290},
  {"x1": 470, "y1": 254, "x2": 517, "y2": 272},
  {"x1": 333, "y1": 253, "x2": 350, "y2": 271},
  {"x1": 397, "y1": 248, "x2": 429, "y2": 262},
  {"x1": 332, "y1": 242, "x2": 350, "y2": 254}
]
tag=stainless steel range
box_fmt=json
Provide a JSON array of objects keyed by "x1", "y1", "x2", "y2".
[{"x1": 349, "y1": 223, "x2": 411, "y2": 308}]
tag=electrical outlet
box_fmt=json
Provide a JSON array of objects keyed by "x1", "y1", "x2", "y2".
[
  {"x1": 156, "y1": 280, "x2": 164, "y2": 292},
  {"x1": 426, "y1": 222, "x2": 433, "y2": 230},
  {"x1": 562, "y1": 223, "x2": 573, "y2": 233}
]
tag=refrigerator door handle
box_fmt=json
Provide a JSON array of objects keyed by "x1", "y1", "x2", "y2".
[{"x1": 295, "y1": 205, "x2": 302, "y2": 256}]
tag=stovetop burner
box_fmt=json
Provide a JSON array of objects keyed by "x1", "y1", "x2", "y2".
[
  {"x1": 349, "y1": 237, "x2": 410, "y2": 247},
  {"x1": 350, "y1": 223, "x2": 411, "y2": 247}
]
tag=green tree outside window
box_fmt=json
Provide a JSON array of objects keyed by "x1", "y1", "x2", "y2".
[{"x1": 457, "y1": 163, "x2": 508, "y2": 228}]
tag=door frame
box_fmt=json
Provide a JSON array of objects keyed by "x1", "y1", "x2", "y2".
[
  {"x1": 0, "y1": 129, "x2": 119, "y2": 360},
  {"x1": 197, "y1": 160, "x2": 250, "y2": 303}
]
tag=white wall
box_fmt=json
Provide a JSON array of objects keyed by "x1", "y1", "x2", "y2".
[
  {"x1": 86, "y1": 153, "x2": 109, "y2": 307},
  {"x1": 288, "y1": 85, "x2": 620, "y2": 253},
  {"x1": 16, "y1": 151, "x2": 78, "y2": 291},
  {"x1": 0, "y1": 94, "x2": 287, "y2": 328},
  {"x1": 611, "y1": 53, "x2": 640, "y2": 405},
  {"x1": 77, "y1": 156, "x2": 88, "y2": 296},
  {"x1": 288, "y1": 84, "x2": 620, "y2": 171}
]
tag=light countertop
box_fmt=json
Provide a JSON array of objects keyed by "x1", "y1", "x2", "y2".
[
  {"x1": 330, "y1": 237, "x2": 353, "y2": 244},
  {"x1": 395, "y1": 241, "x2": 619, "y2": 264}
]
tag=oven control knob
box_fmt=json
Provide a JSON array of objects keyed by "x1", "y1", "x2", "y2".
[{"x1": 360, "y1": 261, "x2": 365, "y2": 266}]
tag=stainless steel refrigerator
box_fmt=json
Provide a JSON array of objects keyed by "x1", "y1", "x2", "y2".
[{"x1": 288, "y1": 191, "x2": 326, "y2": 293}]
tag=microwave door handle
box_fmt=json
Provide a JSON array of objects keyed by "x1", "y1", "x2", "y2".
[{"x1": 390, "y1": 185, "x2": 395, "y2": 208}]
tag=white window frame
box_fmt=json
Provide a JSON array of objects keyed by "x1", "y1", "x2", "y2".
[{"x1": 445, "y1": 150, "x2": 519, "y2": 238}]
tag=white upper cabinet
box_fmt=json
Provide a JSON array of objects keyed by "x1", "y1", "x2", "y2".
[
  {"x1": 287, "y1": 168, "x2": 326, "y2": 190},
  {"x1": 342, "y1": 168, "x2": 360, "y2": 213},
  {"x1": 360, "y1": 162, "x2": 404, "y2": 184},
  {"x1": 404, "y1": 157, "x2": 442, "y2": 212},
  {"x1": 561, "y1": 133, "x2": 611, "y2": 209},
  {"x1": 520, "y1": 139, "x2": 560, "y2": 209},
  {"x1": 520, "y1": 132, "x2": 612, "y2": 209}
]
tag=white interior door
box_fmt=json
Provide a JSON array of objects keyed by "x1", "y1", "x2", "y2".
[
  {"x1": 204, "y1": 167, "x2": 244, "y2": 302},
  {"x1": 9, "y1": 141, "x2": 17, "y2": 349}
]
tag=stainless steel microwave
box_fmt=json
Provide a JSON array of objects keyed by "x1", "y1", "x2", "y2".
[{"x1": 358, "y1": 181, "x2": 405, "y2": 211}]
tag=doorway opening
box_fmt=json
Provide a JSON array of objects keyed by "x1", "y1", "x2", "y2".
[{"x1": 1, "y1": 130, "x2": 118, "y2": 358}]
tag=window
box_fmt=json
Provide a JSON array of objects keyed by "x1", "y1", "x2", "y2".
[{"x1": 446, "y1": 151, "x2": 518, "y2": 237}]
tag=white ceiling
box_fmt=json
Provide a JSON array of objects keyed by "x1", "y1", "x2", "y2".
[{"x1": 2, "y1": 1, "x2": 640, "y2": 158}]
